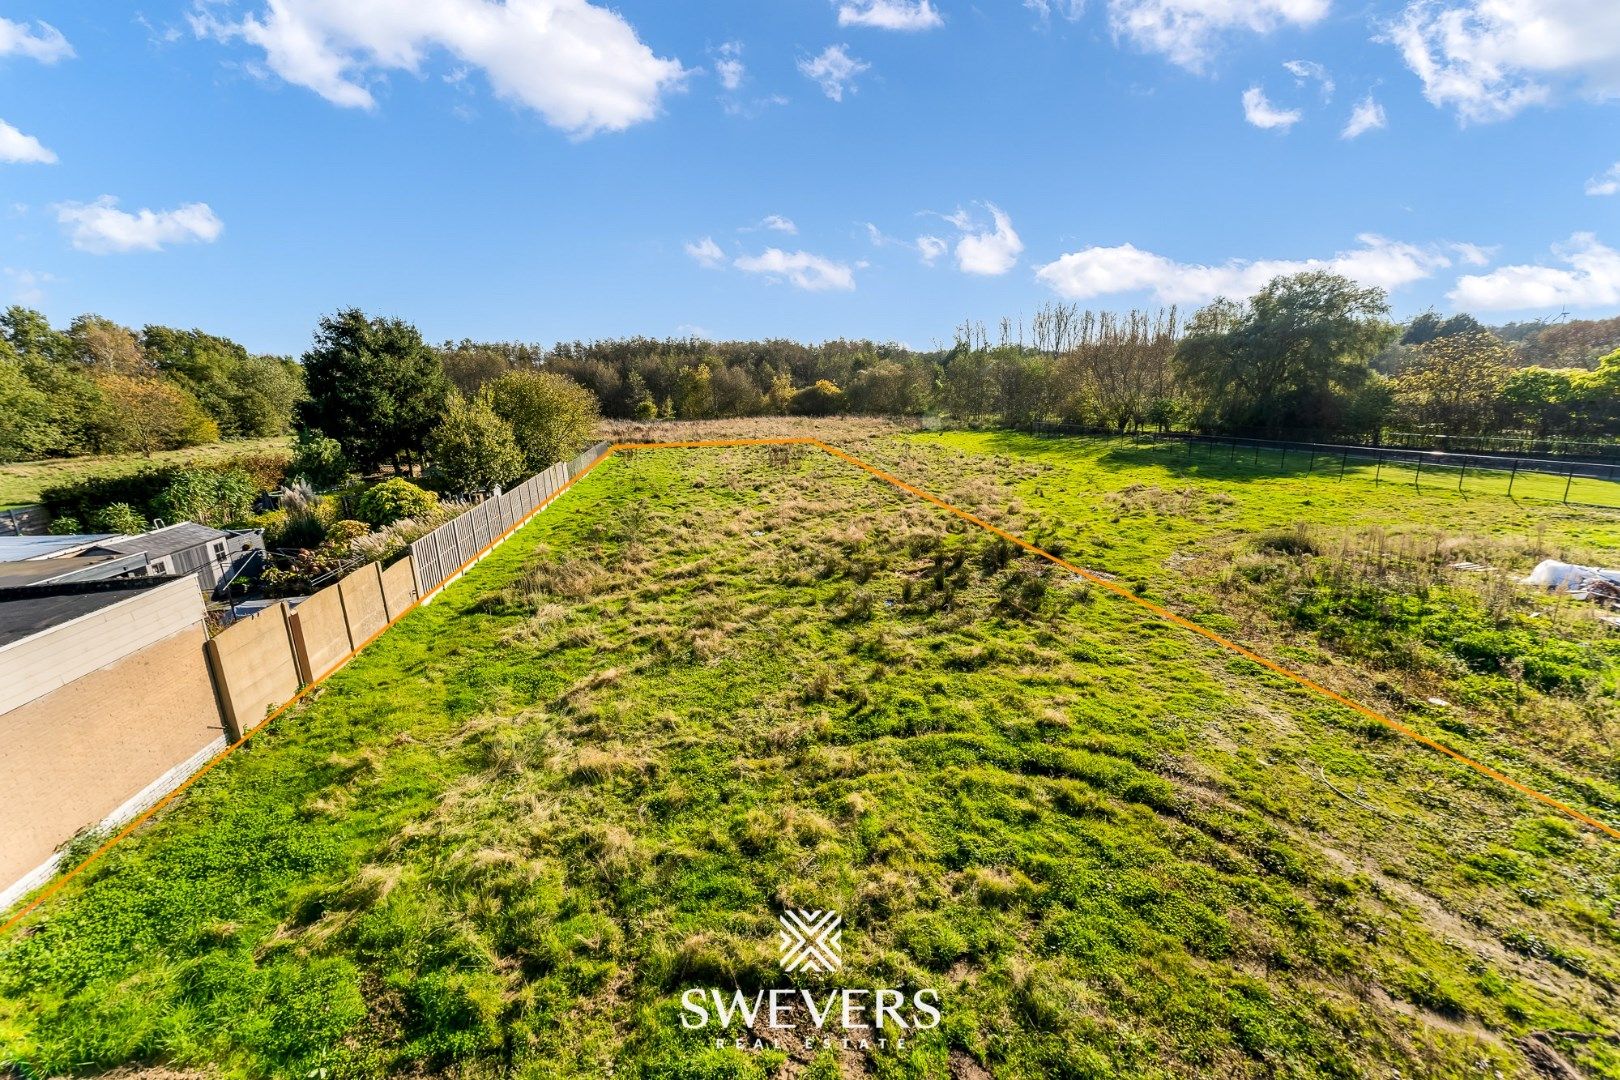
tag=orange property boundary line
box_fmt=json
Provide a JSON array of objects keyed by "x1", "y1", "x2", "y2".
[
  {"x1": 621, "y1": 437, "x2": 1620, "y2": 842},
  {"x1": 3, "y1": 436, "x2": 1613, "y2": 939}
]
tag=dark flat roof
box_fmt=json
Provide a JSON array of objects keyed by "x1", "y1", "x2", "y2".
[{"x1": 0, "y1": 579, "x2": 168, "y2": 648}]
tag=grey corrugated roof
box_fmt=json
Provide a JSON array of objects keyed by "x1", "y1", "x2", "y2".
[
  {"x1": 91, "y1": 522, "x2": 229, "y2": 560},
  {"x1": 0, "y1": 555, "x2": 132, "y2": 588},
  {"x1": 0, "y1": 535, "x2": 119, "y2": 563}
]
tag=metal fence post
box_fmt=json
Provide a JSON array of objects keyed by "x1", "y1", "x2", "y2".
[
  {"x1": 1375, "y1": 456, "x2": 1383, "y2": 485},
  {"x1": 1564, "y1": 467, "x2": 1575, "y2": 505},
  {"x1": 1458, "y1": 462, "x2": 1466, "y2": 492},
  {"x1": 1508, "y1": 458, "x2": 1519, "y2": 498},
  {"x1": 1414, "y1": 456, "x2": 1423, "y2": 489},
  {"x1": 1339, "y1": 450, "x2": 1348, "y2": 480}
]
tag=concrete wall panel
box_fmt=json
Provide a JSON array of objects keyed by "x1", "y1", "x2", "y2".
[
  {"x1": 206, "y1": 602, "x2": 300, "y2": 740},
  {"x1": 380, "y1": 557, "x2": 417, "y2": 622},
  {"x1": 288, "y1": 585, "x2": 352, "y2": 685},
  {"x1": 338, "y1": 563, "x2": 388, "y2": 647}
]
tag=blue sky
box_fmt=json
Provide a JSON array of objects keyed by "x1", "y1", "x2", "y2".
[{"x1": 1, "y1": 0, "x2": 1618, "y2": 356}]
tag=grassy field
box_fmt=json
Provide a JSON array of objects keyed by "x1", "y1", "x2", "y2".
[
  {"x1": 0, "y1": 437, "x2": 293, "y2": 510},
  {"x1": 3, "y1": 426, "x2": 1619, "y2": 1078},
  {"x1": 1152, "y1": 435, "x2": 1620, "y2": 511}
]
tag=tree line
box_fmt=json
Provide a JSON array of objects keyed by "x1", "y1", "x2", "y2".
[
  {"x1": 0, "y1": 307, "x2": 305, "y2": 462},
  {"x1": 7, "y1": 274, "x2": 1620, "y2": 479}
]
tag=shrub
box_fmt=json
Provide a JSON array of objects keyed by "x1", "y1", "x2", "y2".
[
  {"x1": 289, "y1": 428, "x2": 349, "y2": 489},
  {"x1": 39, "y1": 454, "x2": 288, "y2": 526},
  {"x1": 426, "y1": 397, "x2": 523, "y2": 493},
  {"x1": 92, "y1": 502, "x2": 148, "y2": 535},
  {"x1": 1253, "y1": 525, "x2": 1320, "y2": 557},
  {"x1": 357, "y1": 478, "x2": 437, "y2": 527},
  {"x1": 790, "y1": 379, "x2": 844, "y2": 416},
  {"x1": 42, "y1": 469, "x2": 180, "y2": 524},
  {"x1": 325, "y1": 519, "x2": 371, "y2": 549},
  {"x1": 153, "y1": 467, "x2": 259, "y2": 528},
  {"x1": 48, "y1": 515, "x2": 82, "y2": 535}
]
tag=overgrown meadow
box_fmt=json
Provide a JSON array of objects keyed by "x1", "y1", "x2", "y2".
[{"x1": 2, "y1": 430, "x2": 1618, "y2": 1079}]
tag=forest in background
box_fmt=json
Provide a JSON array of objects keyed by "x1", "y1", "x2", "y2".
[{"x1": 5, "y1": 270, "x2": 1620, "y2": 478}]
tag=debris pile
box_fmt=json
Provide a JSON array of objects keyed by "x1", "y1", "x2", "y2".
[{"x1": 1522, "y1": 560, "x2": 1620, "y2": 608}]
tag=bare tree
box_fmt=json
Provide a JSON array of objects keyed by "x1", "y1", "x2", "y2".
[{"x1": 1059, "y1": 308, "x2": 1180, "y2": 433}]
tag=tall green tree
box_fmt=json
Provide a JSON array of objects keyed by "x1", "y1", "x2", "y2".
[
  {"x1": 1174, "y1": 272, "x2": 1396, "y2": 433},
  {"x1": 1391, "y1": 331, "x2": 1514, "y2": 435},
  {"x1": 1400, "y1": 310, "x2": 1483, "y2": 346},
  {"x1": 299, "y1": 309, "x2": 450, "y2": 471},
  {"x1": 437, "y1": 340, "x2": 516, "y2": 397},
  {"x1": 1575, "y1": 349, "x2": 1620, "y2": 433},
  {"x1": 1501, "y1": 367, "x2": 1580, "y2": 438},
  {"x1": 848, "y1": 360, "x2": 929, "y2": 415},
  {"x1": 0, "y1": 357, "x2": 58, "y2": 462},
  {"x1": 89, "y1": 373, "x2": 220, "y2": 455},
  {"x1": 673, "y1": 362, "x2": 715, "y2": 419},
  {"x1": 482, "y1": 369, "x2": 599, "y2": 471},
  {"x1": 144, "y1": 327, "x2": 305, "y2": 438}
]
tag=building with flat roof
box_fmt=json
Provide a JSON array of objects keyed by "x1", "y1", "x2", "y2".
[{"x1": 83, "y1": 522, "x2": 262, "y2": 592}]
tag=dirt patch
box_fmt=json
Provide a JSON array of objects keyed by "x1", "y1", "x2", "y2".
[
  {"x1": 950, "y1": 1049, "x2": 994, "y2": 1078},
  {"x1": 1516, "y1": 1033, "x2": 1583, "y2": 1080}
]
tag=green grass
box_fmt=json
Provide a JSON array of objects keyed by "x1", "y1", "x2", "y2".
[
  {"x1": 2, "y1": 432, "x2": 1619, "y2": 1079},
  {"x1": 1149, "y1": 435, "x2": 1620, "y2": 510},
  {"x1": 0, "y1": 436, "x2": 293, "y2": 510}
]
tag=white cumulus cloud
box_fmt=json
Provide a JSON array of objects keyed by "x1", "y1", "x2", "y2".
[
  {"x1": 799, "y1": 44, "x2": 870, "y2": 101},
  {"x1": 759, "y1": 215, "x2": 798, "y2": 234},
  {"x1": 0, "y1": 120, "x2": 56, "y2": 164},
  {"x1": 734, "y1": 248, "x2": 856, "y2": 291},
  {"x1": 917, "y1": 235, "x2": 948, "y2": 264},
  {"x1": 1389, "y1": 0, "x2": 1620, "y2": 124},
  {"x1": 940, "y1": 203, "x2": 1023, "y2": 276},
  {"x1": 715, "y1": 41, "x2": 746, "y2": 91},
  {"x1": 685, "y1": 236, "x2": 725, "y2": 267},
  {"x1": 0, "y1": 17, "x2": 72, "y2": 63},
  {"x1": 1108, "y1": 0, "x2": 1330, "y2": 72},
  {"x1": 1036, "y1": 234, "x2": 1462, "y2": 304},
  {"x1": 1448, "y1": 233, "x2": 1620, "y2": 310},
  {"x1": 1342, "y1": 94, "x2": 1387, "y2": 137},
  {"x1": 836, "y1": 0, "x2": 944, "y2": 30},
  {"x1": 1586, "y1": 162, "x2": 1620, "y2": 196},
  {"x1": 1242, "y1": 86, "x2": 1302, "y2": 129},
  {"x1": 54, "y1": 196, "x2": 224, "y2": 254},
  {"x1": 191, "y1": 0, "x2": 688, "y2": 138}
]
